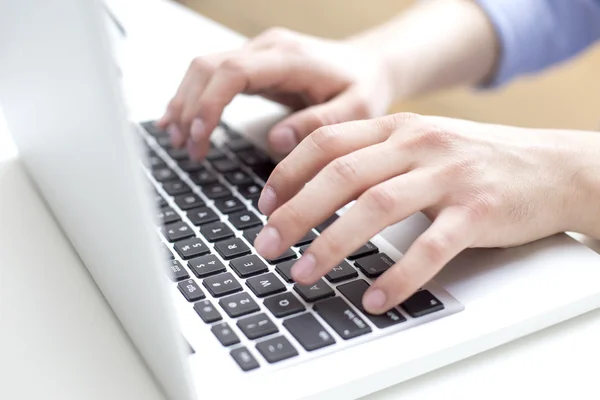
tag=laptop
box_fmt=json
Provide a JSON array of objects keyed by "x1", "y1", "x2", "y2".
[{"x1": 1, "y1": 1, "x2": 600, "y2": 399}]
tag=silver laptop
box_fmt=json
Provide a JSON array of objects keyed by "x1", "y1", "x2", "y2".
[{"x1": 2, "y1": 1, "x2": 600, "y2": 399}]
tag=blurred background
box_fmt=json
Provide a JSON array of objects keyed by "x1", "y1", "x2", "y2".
[{"x1": 175, "y1": 0, "x2": 600, "y2": 131}]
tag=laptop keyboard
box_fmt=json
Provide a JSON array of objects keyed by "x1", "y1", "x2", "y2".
[{"x1": 139, "y1": 120, "x2": 449, "y2": 372}]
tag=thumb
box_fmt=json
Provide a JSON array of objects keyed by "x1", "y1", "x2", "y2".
[{"x1": 268, "y1": 89, "x2": 370, "y2": 155}]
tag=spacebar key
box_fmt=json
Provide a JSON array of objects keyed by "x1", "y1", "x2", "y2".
[{"x1": 313, "y1": 297, "x2": 371, "y2": 340}]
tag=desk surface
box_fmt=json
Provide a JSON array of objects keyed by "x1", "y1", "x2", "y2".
[{"x1": 1, "y1": 1, "x2": 600, "y2": 399}]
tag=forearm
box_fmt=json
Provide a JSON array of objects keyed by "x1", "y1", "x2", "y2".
[{"x1": 347, "y1": 0, "x2": 499, "y2": 100}]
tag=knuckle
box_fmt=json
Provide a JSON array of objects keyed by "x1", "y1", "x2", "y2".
[
  {"x1": 190, "y1": 56, "x2": 211, "y2": 72},
  {"x1": 316, "y1": 231, "x2": 346, "y2": 258},
  {"x1": 329, "y1": 155, "x2": 359, "y2": 184},
  {"x1": 274, "y1": 202, "x2": 304, "y2": 231},
  {"x1": 261, "y1": 26, "x2": 291, "y2": 40},
  {"x1": 460, "y1": 192, "x2": 497, "y2": 222},
  {"x1": 219, "y1": 57, "x2": 247, "y2": 75},
  {"x1": 418, "y1": 231, "x2": 453, "y2": 264},
  {"x1": 390, "y1": 112, "x2": 422, "y2": 129},
  {"x1": 269, "y1": 159, "x2": 294, "y2": 186},
  {"x1": 361, "y1": 185, "x2": 397, "y2": 215},
  {"x1": 395, "y1": 121, "x2": 455, "y2": 152},
  {"x1": 310, "y1": 125, "x2": 343, "y2": 154}
]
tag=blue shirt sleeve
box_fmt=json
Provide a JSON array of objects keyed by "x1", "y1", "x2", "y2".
[{"x1": 475, "y1": 0, "x2": 600, "y2": 88}]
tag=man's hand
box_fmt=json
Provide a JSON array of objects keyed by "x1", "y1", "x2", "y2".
[
  {"x1": 252, "y1": 113, "x2": 599, "y2": 314},
  {"x1": 156, "y1": 27, "x2": 394, "y2": 159}
]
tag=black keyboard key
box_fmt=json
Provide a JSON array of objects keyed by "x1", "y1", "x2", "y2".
[
  {"x1": 294, "y1": 230, "x2": 318, "y2": 247},
  {"x1": 265, "y1": 248, "x2": 296, "y2": 264},
  {"x1": 214, "y1": 238, "x2": 251, "y2": 260},
  {"x1": 205, "y1": 147, "x2": 226, "y2": 161},
  {"x1": 190, "y1": 170, "x2": 218, "y2": 186},
  {"x1": 313, "y1": 297, "x2": 372, "y2": 339},
  {"x1": 156, "y1": 135, "x2": 171, "y2": 148},
  {"x1": 229, "y1": 210, "x2": 262, "y2": 230},
  {"x1": 337, "y1": 280, "x2": 406, "y2": 328},
  {"x1": 230, "y1": 347, "x2": 259, "y2": 371},
  {"x1": 178, "y1": 159, "x2": 205, "y2": 173},
  {"x1": 237, "y1": 313, "x2": 278, "y2": 339},
  {"x1": 250, "y1": 197, "x2": 262, "y2": 214},
  {"x1": 162, "y1": 179, "x2": 191, "y2": 196},
  {"x1": 225, "y1": 138, "x2": 253, "y2": 152},
  {"x1": 167, "y1": 147, "x2": 189, "y2": 161},
  {"x1": 193, "y1": 299, "x2": 222, "y2": 323},
  {"x1": 177, "y1": 279, "x2": 205, "y2": 302},
  {"x1": 203, "y1": 272, "x2": 242, "y2": 297},
  {"x1": 214, "y1": 196, "x2": 246, "y2": 214},
  {"x1": 202, "y1": 183, "x2": 231, "y2": 199},
  {"x1": 188, "y1": 254, "x2": 226, "y2": 278},
  {"x1": 230, "y1": 255, "x2": 269, "y2": 278},
  {"x1": 236, "y1": 149, "x2": 269, "y2": 167},
  {"x1": 167, "y1": 260, "x2": 189, "y2": 281},
  {"x1": 157, "y1": 206, "x2": 180, "y2": 224},
  {"x1": 347, "y1": 241, "x2": 378, "y2": 260},
  {"x1": 246, "y1": 273, "x2": 286, "y2": 298},
  {"x1": 163, "y1": 221, "x2": 194, "y2": 242},
  {"x1": 141, "y1": 120, "x2": 166, "y2": 136},
  {"x1": 174, "y1": 194, "x2": 205, "y2": 210},
  {"x1": 147, "y1": 153, "x2": 166, "y2": 170},
  {"x1": 325, "y1": 261, "x2": 358, "y2": 283},
  {"x1": 253, "y1": 162, "x2": 276, "y2": 182},
  {"x1": 243, "y1": 225, "x2": 262, "y2": 245},
  {"x1": 238, "y1": 182, "x2": 263, "y2": 199},
  {"x1": 256, "y1": 336, "x2": 298, "y2": 364},
  {"x1": 187, "y1": 206, "x2": 220, "y2": 226},
  {"x1": 401, "y1": 290, "x2": 444, "y2": 317},
  {"x1": 283, "y1": 313, "x2": 335, "y2": 351},
  {"x1": 224, "y1": 170, "x2": 253, "y2": 186},
  {"x1": 264, "y1": 292, "x2": 305, "y2": 318},
  {"x1": 201, "y1": 222, "x2": 234, "y2": 243},
  {"x1": 275, "y1": 260, "x2": 296, "y2": 283},
  {"x1": 294, "y1": 279, "x2": 335, "y2": 302},
  {"x1": 212, "y1": 158, "x2": 240, "y2": 173},
  {"x1": 153, "y1": 167, "x2": 177, "y2": 182},
  {"x1": 315, "y1": 214, "x2": 338, "y2": 233},
  {"x1": 211, "y1": 322, "x2": 240, "y2": 346},
  {"x1": 219, "y1": 292, "x2": 260, "y2": 318},
  {"x1": 354, "y1": 253, "x2": 394, "y2": 278},
  {"x1": 174, "y1": 237, "x2": 210, "y2": 259}
]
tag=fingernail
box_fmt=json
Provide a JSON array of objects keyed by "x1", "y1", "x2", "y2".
[
  {"x1": 253, "y1": 226, "x2": 281, "y2": 258},
  {"x1": 258, "y1": 185, "x2": 277, "y2": 216},
  {"x1": 363, "y1": 289, "x2": 387, "y2": 313},
  {"x1": 167, "y1": 124, "x2": 183, "y2": 146},
  {"x1": 291, "y1": 253, "x2": 316, "y2": 282},
  {"x1": 270, "y1": 127, "x2": 297, "y2": 154},
  {"x1": 190, "y1": 118, "x2": 206, "y2": 142}
]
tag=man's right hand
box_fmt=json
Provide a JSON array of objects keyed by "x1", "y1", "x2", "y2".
[{"x1": 155, "y1": 27, "x2": 396, "y2": 160}]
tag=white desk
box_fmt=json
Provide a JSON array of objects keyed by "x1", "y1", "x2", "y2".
[{"x1": 1, "y1": 1, "x2": 600, "y2": 399}]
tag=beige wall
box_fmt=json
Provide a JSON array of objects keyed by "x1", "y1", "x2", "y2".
[{"x1": 178, "y1": 0, "x2": 600, "y2": 131}]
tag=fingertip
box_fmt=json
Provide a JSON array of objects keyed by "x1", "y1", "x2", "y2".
[
  {"x1": 167, "y1": 124, "x2": 186, "y2": 148},
  {"x1": 257, "y1": 185, "x2": 277, "y2": 216},
  {"x1": 187, "y1": 137, "x2": 209, "y2": 162},
  {"x1": 268, "y1": 126, "x2": 298, "y2": 155},
  {"x1": 362, "y1": 288, "x2": 387, "y2": 314}
]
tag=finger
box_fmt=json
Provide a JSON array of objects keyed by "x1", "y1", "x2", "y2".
[
  {"x1": 254, "y1": 140, "x2": 406, "y2": 260},
  {"x1": 181, "y1": 51, "x2": 347, "y2": 144},
  {"x1": 157, "y1": 52, "x2": 236, "y2": 145},
  {"x1": 186, "y1": 136, "x2": 211, "y2": 162},
  {"x1": 290, "y1": 169, "x2": 442, "y2": 284},
  {"x1": 268, "y1": 88, "x2": 370, "y2": 155},
  {"x1": 362, "y1": 207, "x2": 478, "y2": 314},
  {"x1": 257, "y1": 115, "x2": 396, "y2": 216}
]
